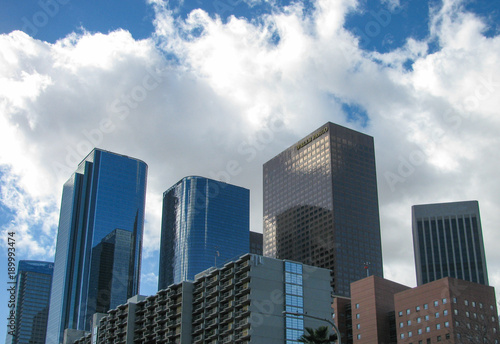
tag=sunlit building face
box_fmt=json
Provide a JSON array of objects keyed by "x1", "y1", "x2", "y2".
[{"x1": 263, "y1": 122, "x2": 383, "y2": 296}]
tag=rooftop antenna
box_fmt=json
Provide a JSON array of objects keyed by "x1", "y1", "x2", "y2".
[{"x1": 363, "y1": 261, "x2": 371, "y2": 277}]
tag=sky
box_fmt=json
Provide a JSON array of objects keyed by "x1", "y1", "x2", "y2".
[{"x1": 1, "y1": 0, "x2": 500, "y2": 339}]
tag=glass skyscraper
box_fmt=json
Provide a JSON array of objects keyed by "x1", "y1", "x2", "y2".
[
  {"x1": 6, "y1": 260, "x2": 53, "y2": 344},
  {"x1": 412, "y1": 200, "x2": 489, "y2": 286},
  {"x1": 263, "y1": 122, "x2": 383, "y2": 296},
  {"x1": 46, "y1": 149, "x2": 147, "y2": 344},
  {"x1": 158, "y1": 176, "x2": 249, "y2": 289}
]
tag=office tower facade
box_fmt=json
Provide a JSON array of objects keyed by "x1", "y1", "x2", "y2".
[
  {"x1": 264, "y1": 122, "x2": 383, "y2": 296},
  {"x1": 6, "y1": 261, "x2": 53, "y2": 344},
  {"x1": 412, "y1": 200, "x2": 489, "y2": 286},
  {"x1": 46, "y1": 149, "x2": 147, "y2": 344},
  {"x1": 76, "y1": 254, "x2": 333, "y2": 344},
  {"x1": 158, "y1": 176, "x2": 250, "y2": 289},
  {"x1": 249, "y1": 231, "x2": 263, "y2": 255},
  {"x1": 395, "y1": 277, "x2": 499, "y2": 343}
]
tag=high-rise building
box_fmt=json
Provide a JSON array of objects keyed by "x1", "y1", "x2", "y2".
[
  {"x1": 412, "y1": 200, "x2": 489, "y2": 286},
  {"x1": 46, "y1": 149, "x2": 147, "y2": 344},
  {"x1": 158, "y1": 176, "x2": 249, "y2": 289},
  {"x1": 6, "y1": 260, "x2": 54, "y2": 344},
  {"x1": 263, "y1": 122, "x2": 383, "y2": 296},
  {"x1": 249, "y1": 231, "x2": 263, "y2": 255},
  {"x1": 75, "y1": 254, "x2": 333, "y2": 344}
]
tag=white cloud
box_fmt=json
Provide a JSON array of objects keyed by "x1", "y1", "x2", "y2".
[{"x1": 1, "y1": 0, "x2": 500, "y2": 301}]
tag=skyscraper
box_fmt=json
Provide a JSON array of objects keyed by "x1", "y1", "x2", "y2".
[
  {"x1": 412, "y1": 200, "x2": 489, "y2": 286},
  {"x1": 263, "y1": 122, "x2": 383, "y2": 296},
  {"x1": 158, "y1": 176, "x2": 249, "y2": 289},
  {"x1": 6, "y1": 260, "x2": 53, "y2": 344},
  {"x1": 46, "y1": 149, "x2": 147, "y2": 344}
]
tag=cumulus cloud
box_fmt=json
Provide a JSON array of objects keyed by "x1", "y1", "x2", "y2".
[{"x1": 1, "y1": 0, "x2": 499, "y2": 298}]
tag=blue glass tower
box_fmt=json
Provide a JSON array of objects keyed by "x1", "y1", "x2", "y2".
[
  {"x1": 5, "y1": 260, "x2": 53, "y2": 344},
  {"x1": 45, "y1": 149, "x2": 147, "y2": 344},
  {"x1": 158, "y1": 176, "x2": 250, "y2": 289}
]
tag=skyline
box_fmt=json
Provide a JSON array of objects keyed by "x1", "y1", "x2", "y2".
[{"x1": 2, "y1": 0, "x2": 500, "y2": 341}]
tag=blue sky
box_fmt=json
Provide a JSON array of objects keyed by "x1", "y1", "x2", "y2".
[{"x1": 2, "y1": 0, "x2": 500, "y2": 341}]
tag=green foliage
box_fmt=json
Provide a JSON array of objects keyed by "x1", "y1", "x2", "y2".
[{"x1": 298, "y1": 326, "x2": 338, "y2": 344}]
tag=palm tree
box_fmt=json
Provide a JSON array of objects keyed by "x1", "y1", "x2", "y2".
[{"x1": 298, "y1": 326, "x2": 338, "y2": 344}]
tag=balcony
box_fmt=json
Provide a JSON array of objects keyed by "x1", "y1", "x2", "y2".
[
  {"x1": 206, "y1": 317, "x2": 218, "y2": 328},
  {"x1": 205, "y1": 329, "x2": 218, "y2": 339},
  {"x1": 192, "y1": 334, "x2": 204, "y2": 343},
  {"x1": 222, "y1": 334, "x2": 234, "y2": 343},
  {"x1": 206, "y1": 307, "x2": 219, "y2": 319},
  {"x1": 193, "y1": 323, "x2": 204, "y2": 333},
  {"x1": 236, "y1": 294, "x2": 250, "y2": 305},
  {"x1": 221, "y1": 290, "x2": 234, "y2": 300},
  {"x1": 236, "y1": 271, "x2": 250, "y2": 284},
  {"x1": 236, "y1": 260, "x2": 250, "y2": 273}
]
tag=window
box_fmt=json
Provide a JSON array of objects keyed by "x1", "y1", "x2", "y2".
[
  {"x1": 465, "y1": 300, "x2": 469, "y2": 306},
  {"x1": 445, "y1": 334, "x2": 450, "y2": 339},
  {"x1": 443, "y1": 310, "x2": 448, "y2": 316},
  {"x1": 417, "y1": 317, "x2": 422, "y2": 323},
  {"x1": 442, "y1": 298, "x2": 447, "y2": 304},
  {"x1": 407, "y1": 320, "x2": 412, "y2": 326},
  {"x1": 426, "y1": 326, "x2": 430, "y2": 333},
  {"x1": 453, "y1": 297, "x2": 457, "y2": 303},
  {"x1": 436, "y1": 324, "x2": 441, "y2": 330},
  {"x1": 355, "y1": 303, "x2": 360, "y2": 309},
  {"x1": 424, "y1": 304, "x2": 429, "y2": 310},
  {"x1": 435, "y1": 312, "x2": 440, "y2": 318},
  {"x1": 407, "y1": 309, "x2": 411, "y2": 315},
  {"x1": 399, "y1": 311, "x2": 403, "y2": 317},
  {"x1": 434, "y1": 300, "x2": 439, "y2": 307},
  {"x1": 400, "y1": 322, "x2": 404, "y2": 328},
  {"x1": 425, "y1": 315, "x2": 430, "y2": 321},
  {"x1": 418, "y1": 329, "x2": 422, "y2": 335},
  {"x1": 472, "y1": 301, "x2": 476, "y2": 307},
  {"x1": 401, "y1": 334, "x2": 405, "y2": 339},
  {"x1": 437, "y1": 335, "x2": 442, "y2": 342},
  {"x1": 356, "y1": 314, "x2": 360, "y2": 319},
  {"x1": 356, "y1": 324, "x2": 361, "y2": 330},
  {"x1": 357, "y1": 334, "x2": 361, "y2": 340},
  {"x1": 409, "y1": 331, "x2": 413, "y2": 337},
  {"x1": 445, "y1": 321, "x2": 449, "y2": 328},
  {"x1": 416, "y1": 306, "x2": 421, "y2": 312}
]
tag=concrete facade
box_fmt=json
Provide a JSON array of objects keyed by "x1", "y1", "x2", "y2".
[{"x1": 72, "y1": 254, "x2": 333, "y2": 344}]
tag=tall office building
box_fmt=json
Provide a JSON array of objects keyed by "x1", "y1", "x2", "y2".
[
  {"x1": 158, "y1": 176, "x2": 249, "y2": 289},
  {"x1": 249, "y1": 231, "x2": 263, "y2": 255},
  {"x1": 263, "y1": 122, "x2": 383, "y2": 296},
  {"x1": 46, "y1": 149, "x2": 147, "y2": 344},
  {"x1": 6, "y1": 260, "x2": 53, "y2": 344},
  {"x1": 412, "y1": 200, "x2": 489, "y2": 286}
]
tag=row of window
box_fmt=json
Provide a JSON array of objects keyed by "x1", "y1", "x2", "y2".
[
  {"x1": 408, "y1": 334, "x2": 451, "y2": 344},
  {"x1": 399, "y1": 310, "x2": 449, "y2": 327},
  {"x1": 398, "y1": 299, "x2": 448, "y2": 316},
  {"x1": 400, "y1": 322, "x2": 450, "y2": 339}
]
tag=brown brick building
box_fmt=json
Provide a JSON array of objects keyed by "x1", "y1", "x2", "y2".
[
  {"x1": 395, "y1": 277, "x2": 499, "y2": 343},
  {"x1": 333, "y1": 276, "x2": 499, "y2": 344}
]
